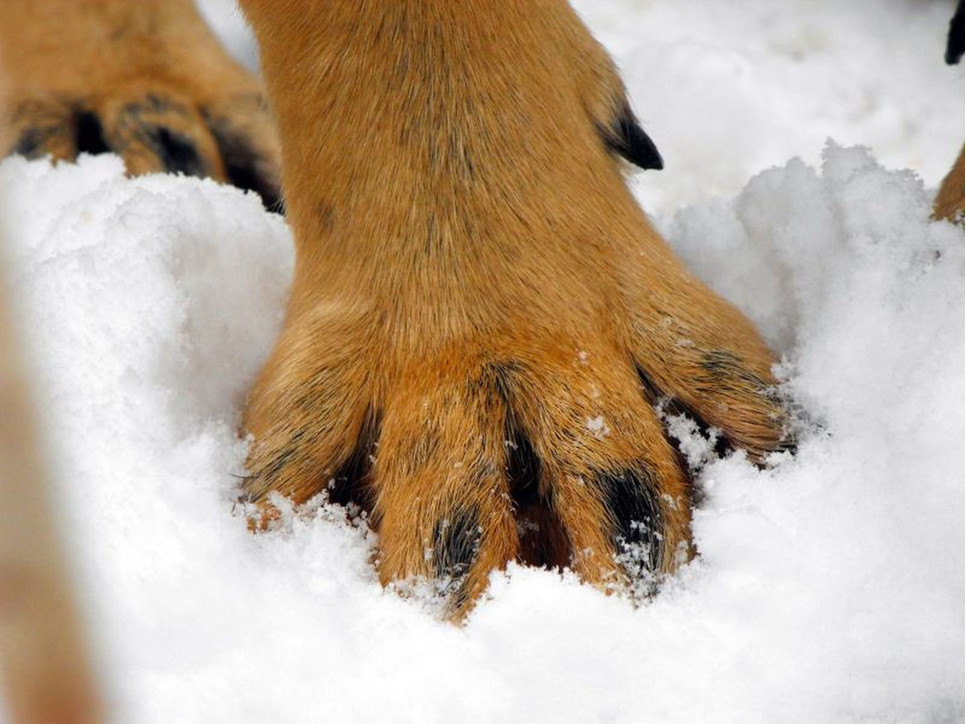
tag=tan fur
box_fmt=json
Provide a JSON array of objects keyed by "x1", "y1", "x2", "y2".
[
  {"x1": 0, "y1": 0, "x2": 789, "y2": 620},
  {"x1": 0, "y1": 0, "x2": 279, "y2": 197},
  {"x1": 237, "y1": 0, "x2": 786, "y2": 617},
  {"x1": 0, "y1": 259, "x2": 103, "y2": 724},
  {"x1": 933, "y1": 146, "x2": 965, "y2": 224}
]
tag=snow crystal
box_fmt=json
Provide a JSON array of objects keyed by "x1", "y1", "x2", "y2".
[{"x1": 585, "y1": 415, "x2": 611, "y2": 440}]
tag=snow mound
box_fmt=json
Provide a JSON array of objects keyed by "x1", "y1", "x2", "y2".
[{"x1": 0, "y1": 145, "x2": 962, "y2": 723}]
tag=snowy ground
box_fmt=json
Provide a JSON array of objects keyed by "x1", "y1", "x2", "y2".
[{"x1": 1, "y1": 1, "x2": 964, "y2": 722}]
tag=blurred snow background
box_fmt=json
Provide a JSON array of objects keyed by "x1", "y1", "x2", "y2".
[{"x1": 1, "y1": 0, "x2": 963, "y2": 722}]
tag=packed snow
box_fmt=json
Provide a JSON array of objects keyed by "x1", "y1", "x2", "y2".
[{"x1": 1, "y1": 0, "x2": 963, "y2": 722}]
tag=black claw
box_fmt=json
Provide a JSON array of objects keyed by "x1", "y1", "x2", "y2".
[
  {"x1": 946, "y1": 0, "x2": 964, "y2": 65},
  {"x1": 432, "y1": 506, "x2": 481, "y2": 579},
  {"x1": 13, "y1": 127, "x2": 54, "y2": 158},
  {"x1": 432, "y1": 506, "x2": 481, "y2": 608},
  {"x1": 8, "y1": 99, "x2": 73, "y2": 160},
  {"x1": 206, "y1": 117, "x2": 284, "y2": 213},
  {"x1": 594, "y1": 467, "x2": 663, "y2": 575},
  {"x1": 112, "y1": 97, "x2": 210, "y2": 177},
  {"x1": 149, "y1": 126, "x2": 207, "y2": 178},
  {"x1": 598, "y1": 101, "x2": 663, "y2": 171}
]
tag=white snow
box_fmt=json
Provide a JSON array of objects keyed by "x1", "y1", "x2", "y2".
[
  {"x1": 1, "y1": 0, "x2": 963, "y2": 722},
  {"x1": 579, "y1": 0, "x2": 965, "y2": 215},
  {"x1": 586, "y1": 416, "x2": 612, "y2": 440}
]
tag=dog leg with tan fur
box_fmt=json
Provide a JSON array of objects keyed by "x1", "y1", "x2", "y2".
[
  {"x1": 0, "y1": 0, "x2": 281, "y2": 208},
  {"x1": 935, "y1": 3, "x2": 965, "y2": 224},
  {"x1": 238, "y1": 0, "x2": 788, "y2": 618},
  {"x1": 933, "y1": 146, "x2": 965, "y2": 225}
]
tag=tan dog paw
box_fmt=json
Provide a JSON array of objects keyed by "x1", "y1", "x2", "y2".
[
  {"x1": 0, "y1": 0, "x2": 280, "y2": 209},
  {"x1": 235, "y1": 0, "x2": 790, "y2": 619}
]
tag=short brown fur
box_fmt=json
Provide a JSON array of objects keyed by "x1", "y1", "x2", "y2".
[
  {"x1": 237, "y1": 0, "x2": 785, "y2": 617},
  {"x1": 0, "y1": 0, "x2": 280, "y2": 204},
  {"x1": 933, "y1": 145, "x2": 965, "y2": 224},
  {"x1": 1, "y1": 0, "x2": 789, "y2": 619}
]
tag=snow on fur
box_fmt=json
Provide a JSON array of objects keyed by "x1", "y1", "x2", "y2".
[
  {"x1": 1, "y1": 0, "x2": 963, "y2": 719},
  {"x1": 1, "y1": 141, "x2": 961, "y2": 723}
]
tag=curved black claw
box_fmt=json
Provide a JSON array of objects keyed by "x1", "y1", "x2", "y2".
[
  {"x1": 946, "y1": 0, "x2": 964, "y2": 65},
  {"x1": 598, "y1": 101, "x2": 663, "y2": 171}
]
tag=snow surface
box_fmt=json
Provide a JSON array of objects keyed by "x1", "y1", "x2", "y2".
[{"x1": 1, "y1": 0, "x2": 964, "y2": 722}]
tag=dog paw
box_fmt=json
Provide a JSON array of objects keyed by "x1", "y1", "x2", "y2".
[
  {"x1": 234, "y1": 0, "x2": 791, "y2": 619},
  {"x1": 0, "y1": 0, "x2": 280, "y2": 209},
  {"x1": 240, "y1": 274, "x2": 787, "y2": 619}
]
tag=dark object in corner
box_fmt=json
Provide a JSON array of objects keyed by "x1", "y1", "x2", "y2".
[{"x1": 946, "y1": 0, "x2": 964, "y2": 65}]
